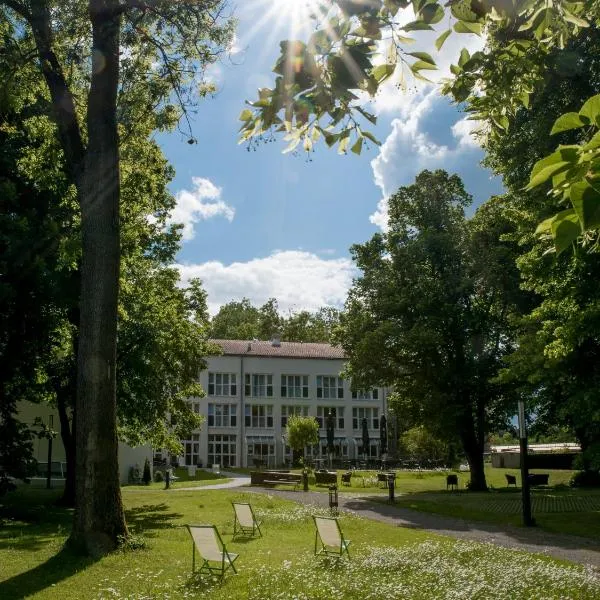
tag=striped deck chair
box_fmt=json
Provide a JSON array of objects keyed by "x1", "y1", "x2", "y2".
[
  {"x1": 232, "y1": 502, "x2": 262, "y2": 539},
  {"x1": 186, "y1": 524, "x2": 238, "y2": 580},
  {"x1": 313, "y1": 516, "x2": 351, "y2": 560}
]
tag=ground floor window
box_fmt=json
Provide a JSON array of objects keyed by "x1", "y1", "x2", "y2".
[
  {"x1": 246, "y1": 438, "x2": 275, "y2": 468},
  {"x1": 208, "y1": 434, "x2": 237, "y2": 468},
  {"x1": 183, "y1": 434, "x2": 201, "y2": 466}
]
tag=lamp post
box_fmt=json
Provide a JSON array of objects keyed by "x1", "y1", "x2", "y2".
[{"x1": 517, "y1": 399, "x2": 535, "y2": 527}]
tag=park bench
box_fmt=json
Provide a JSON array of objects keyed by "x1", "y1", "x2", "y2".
[
  {"x1": 250, "y1": 470, "x2": 301, "y2": 490},
  {"x1": 446, "y1": 474, "x2": 458, "y2": 490},
  {"x1": 528, "y1": 473, "x2": 549, "y2": 487},
  {"x1": 314, "y1": 470, "x2": 337, "y2": 486}
]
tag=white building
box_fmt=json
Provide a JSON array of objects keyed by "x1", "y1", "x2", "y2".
[{"x1": 176, "y1": 338, "x2": 389, "y2": 469}]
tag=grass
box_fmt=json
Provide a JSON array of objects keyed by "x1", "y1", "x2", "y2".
[
  {"x1": 122, "y1": 468, "x2": 231, "y2": 490},
  {"x1": 1, "y1": 486, "x2": 599, "y2": 599}
]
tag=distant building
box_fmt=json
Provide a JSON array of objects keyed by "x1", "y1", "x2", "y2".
[
  {"x1": 490, "y1": 443, "x2": 581, "y2": 470},
  {"x1": 163, "y1": 338, "x2": 390, "y2": 469}
]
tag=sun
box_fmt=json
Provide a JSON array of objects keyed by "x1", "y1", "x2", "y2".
[{"x1": 242, "y1": 0, "x2": 331, "y2": 49}]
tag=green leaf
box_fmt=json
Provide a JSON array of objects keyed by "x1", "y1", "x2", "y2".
[
  {"x1": 551, "y1": 209, "x2": 581, "y2": 254},
  {"x1": 338, "y1": 133, "x2": 350, "y2": 155},
  {"x1": 238, "y1": 109, "x2": 253, "y2": 121},
  {"x1": 351, "y1": 137, "x2": 363, "y2": 155},
  {"x1": 361, "y1": 130, "x2": 381, "y2": 145},
  {"x1": 579, "y1": 94, "x2": 600, "y2": 127},
  {"x1": 526, "y1": 161, "x2": 572, "y2": 190},
  {"x1": 570, "y1": 181, "x2": 600, "y2": 230},
  {"x1": 356, "y1": 106, "x2": 377, "y2": 125},
  {"x1": 407, "y1": 52, "x2": 436, "y2": 66},
  {"x1": 372, "y1": 63, "x2": 396, "y2": 83},
  {"x1": 458, "y1": 48, "x2": 470, "y2": 67},
  {"x1": 403, "y1": 20, "x2": 433, "y2": 32},
  {"x1": 551, "y1": 112, "x2": 587, "y2": 134},
  {"x1": 435, "y1": 29, "x2": 452, "y2": 51},
  {"x1": 583, "y1": 131, "x2": 600, "y2": 151},
  {"x1": 453, "y1": 21, "x2": 483, "y2": 35},
  {"x1": 411, "y1": 60, "x2": 438, "y2": 72},
  {"x1": 563, "y1": 10, "x2": 589, "y2": 28},
  {"x1": 420, "y1": 4, "x2": 444, "y2": 25}
]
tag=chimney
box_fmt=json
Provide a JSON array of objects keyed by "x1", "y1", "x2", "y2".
[{"x1": 271, "y1": 333, "x2": 281, "y2": 347}]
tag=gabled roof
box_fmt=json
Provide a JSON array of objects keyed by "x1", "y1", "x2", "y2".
[{"x1": 210, "y1": 339, "x2": 346, "y2": 360}]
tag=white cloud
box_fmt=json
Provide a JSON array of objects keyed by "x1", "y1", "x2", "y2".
[
  {"x1": 452, "y1": 116, "x2": 483, "y2": 148},
  {"x1": 369, "y1": 90, "x2": 490, "y2": 231},
  {"x1": 177, "y1": 250, "x2": 356, "y2": 315},
  {"x1": 170, "y1": 177, "x2": 235, "y2": 241}
]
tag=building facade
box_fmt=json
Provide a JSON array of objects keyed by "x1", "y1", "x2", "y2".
[{"x1": 177, "y1": 338, "x2": 388, "y2": 469}]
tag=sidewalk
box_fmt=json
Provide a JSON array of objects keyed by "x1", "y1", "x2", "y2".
[{"x1": 173, "y1": 471, "x2": 250, "y2": 491}]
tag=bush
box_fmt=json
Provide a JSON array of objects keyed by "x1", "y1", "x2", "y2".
[
  {"x1": 570, "y1": 470, "x2": 600, "y2": 488},
  {"x1": 154, "y1": 469, "x2": 164, "y2": 483},
  {"x1": 142, "y1": 458, "x2": 151, "y2": 485}
]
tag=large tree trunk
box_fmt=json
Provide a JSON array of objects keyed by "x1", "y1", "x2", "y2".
[
  {"x1": 56, "y1": 389, "x2": 76, "y2": 507},
  {"x1": 459, "y1": 401, "x2": 488, "y2": 491},
  {"x1": 71, "y1": 0, "x2": 127, "y2": 555}
]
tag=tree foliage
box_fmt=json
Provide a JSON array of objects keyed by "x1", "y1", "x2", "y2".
[
  {"x1": 285, "y1": 415, "x2": 319, "y2": 458},
  {"x1": 335, "y1": 170, "x2": 525, "y2": 490}
]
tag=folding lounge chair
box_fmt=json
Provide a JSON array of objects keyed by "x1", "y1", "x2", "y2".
[
  {"x1": 313, "y1": 516, "x2": 351, "y2": 559},
  {"x1": 186, "y1": 524, "x2": 238, "y2": 580},
  {"x1": 232, "y1": 502, "x2": 262, "y2": 539}
]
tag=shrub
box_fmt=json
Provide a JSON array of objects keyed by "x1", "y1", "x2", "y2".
[
  {"x1": 570, "y1": 470, "x2": 600, "y2": 488},
  {"x1": 142, "y1": 458, "x2": 151, "y2": 485},
  {"x1": 154, "y1": 469, "x2": 164, "y2": 483}
]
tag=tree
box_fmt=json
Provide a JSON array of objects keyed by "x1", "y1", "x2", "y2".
[
  {"x1": 283, "y1": 307, "x2": 340, "y2": 342},
  {"x1": 1, "y1": 1, "x2": 233, "y2": 553},
  {"x1": 400, "y1": 426, "x2": 449, "y2": 465},
  {"x1": 480, "y1": 27, "x2": 600, "y2": 473},
  {"x1": 285, "y1": 415, "x2": 319, "y2": 466},
  {"x1": 240, "y1": 1, "x2": 597, "y2": 249},
  {"x1": 335, "y1": 170, "x2": 523, "y2": 490}
]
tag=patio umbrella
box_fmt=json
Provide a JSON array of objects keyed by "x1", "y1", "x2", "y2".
[
  {"x1": 361, "y1": 417, "x2": 370, "y2": 460},
  {"x1": 380, "y1": 414, "x2": 388, "y2": 456},
  {"x1": 326, "y1": 411, "x2": 335, "y2": 455}
]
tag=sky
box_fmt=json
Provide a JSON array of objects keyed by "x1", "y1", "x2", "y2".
[{"x1": 160, "y1": 1, "x2": 504, "y2": 316}]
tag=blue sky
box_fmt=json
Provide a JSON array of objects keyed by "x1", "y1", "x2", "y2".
[{"x1": 159, "y1": 1, "x2": 504, "y2": 315}]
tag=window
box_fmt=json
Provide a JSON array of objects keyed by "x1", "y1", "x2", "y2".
[
  {"x1": 351, "y1": 388, "x2": 379, "y2": 400},
  {"x1": 352, "y1": 407, "x2": 379, "y2": 430},
  {"x1": 183, "y1": 434, "x2": 201, "y2": 466},
  {"x1": 316, "y1": 406, "x2": 344, "y2": 430},
  {"x1": 192, "y1": 401, "x2": 201, "y2": 414},
  {"x1": 245, "y1": 374, "x2": 273, "y2": 397},
  {"x1": 208, "y1": 404, "x2": 237, "y2": 427},
  {"x1": 281, "y1": 375, "x2": 309, "y2": 398},
  {"x1": 316, "y1": 376, "x2": 344, "y2": 399},
  {"x1": 281, "y1": 405, "x2": 309, "y2": 427},
  {"x1": 208, "y1": 372, "x2": 237, "y2": 396},
  {"x1": 245, "y1": 404, "x2": 274, "y2": 428},
  {"x1": 208, "y1": 434, "x2": 237, "y2": 468}
]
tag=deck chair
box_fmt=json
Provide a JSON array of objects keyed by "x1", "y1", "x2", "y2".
[
  {"x1": 186, "y1": 524, "x2": 238, "y2": 580},
  {"x1": 232, "y1": 502, "x2": 262, "y2": 539},
  {"x1": 313, "y1": 516, "x2": 351, "y2": 559}
]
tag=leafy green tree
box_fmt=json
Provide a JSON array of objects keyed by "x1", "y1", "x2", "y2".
[
  {"x1": 283, "y1": 307, "x2": 341, "y2": 342},
  {"x1": 1, "y1": 2, "x2": 232, "y2": 551},
  {"x1": 285, "y1": 415, "x2": 319, "y2": 466},
  {"x1": 336, "y1": 170, "x2": 524, "y2": 490},
  {"x1": 481, "y1": 28, "x2": 600, "y2": 473},
  {"x1": 399, "y1": 426, "x2": 448, "y2": 464},
  {"x1": 211, "y1": 298, "x2": 281, "y2": 340}
]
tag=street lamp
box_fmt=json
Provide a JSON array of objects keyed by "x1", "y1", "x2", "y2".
[{"x1": 517, "y1": 399, "x2": 535, "y2": 527}]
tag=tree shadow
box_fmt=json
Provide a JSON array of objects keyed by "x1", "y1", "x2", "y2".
[
  {"x1": 125, "y1": 503, "x2": 183, "y2": 535},
  {"x1": 0, "y1": 544, "x2": 96, "y2": 598}
]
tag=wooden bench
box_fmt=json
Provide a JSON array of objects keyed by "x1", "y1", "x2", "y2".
[
  {"x1": 251, "y1": 471, "x2": 302, "y2": 490},
  {"x1": 528, "y1": 473, "x2": 549, "y2": 487},
  {"x1": 314, "y1": 471, "x2": 337, "y2": 486}
]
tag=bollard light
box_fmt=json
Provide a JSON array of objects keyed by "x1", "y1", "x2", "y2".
[
  {"x1": 517, "y1": 399, "x2": 535, "y2": 527},
  {"x1": 328, "y1": 484, "x2": 338, "y2": 514}
]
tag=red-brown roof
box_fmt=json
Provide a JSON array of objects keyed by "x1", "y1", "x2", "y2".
[{"x1": 210, "y1": 339, "x2": 346, "y2": 360}]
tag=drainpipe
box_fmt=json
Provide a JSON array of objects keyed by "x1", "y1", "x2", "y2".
[{"x1": 240, "y1": 354, "x2": 245, "y2": 468}]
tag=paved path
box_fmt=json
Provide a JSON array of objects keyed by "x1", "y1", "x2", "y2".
[
  {"x1": 174, "y1": 474, "x2": 250, "y2": 491},
  {"x1": 171, "y1": 474, "x2": 600, "y2": 567}
]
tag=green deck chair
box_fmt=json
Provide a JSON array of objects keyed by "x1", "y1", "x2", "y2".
[
  {"x1": 313, "y1": 516, "x2": 351, "y2": 560},
  {"x1": 232, "y1": 502, "x2": 263, "y2": 539},
  {"x1": 186, "y1": 524, "x2": 238, "y2": 580}
]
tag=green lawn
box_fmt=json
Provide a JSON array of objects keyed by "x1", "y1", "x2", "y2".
[
  {"x1": 122, "y1": 468, "x2": 231, "y2": 490},
  {"x1": 1, "y1": 486, "x2": 598, "y2": 599}
]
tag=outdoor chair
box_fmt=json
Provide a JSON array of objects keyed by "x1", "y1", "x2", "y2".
[
  {"x1": 232, "y1": 502, "x2": 262, "y2": 539},
  {"x1": 505, "y1": 474, "x2": 517, "y2": 487},
  {"x1": 313, "y1": 516, "x2": 351, "y2": 560},
  {"x1": 446, "y1": 474, "x2": 458, "y2": 490},
  {"x1": 186, "y1": 524, "x2": 238, "y2": 580}
]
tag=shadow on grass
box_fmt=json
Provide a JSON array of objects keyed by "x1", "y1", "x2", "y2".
[
  {"x1": 125, "y1": 503, "x2": 184, "y2": 535},
  {"x1": 0, "y1": 543, "x2": 96, "y2": 598}
]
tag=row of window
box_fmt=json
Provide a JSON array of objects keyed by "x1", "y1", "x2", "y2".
[
  {"x1": 204, "y1": 403, "x2": 380, "y2": 430},
  {"x1": 208, "y1": 372, "x2": 379, "y2": 400}
]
